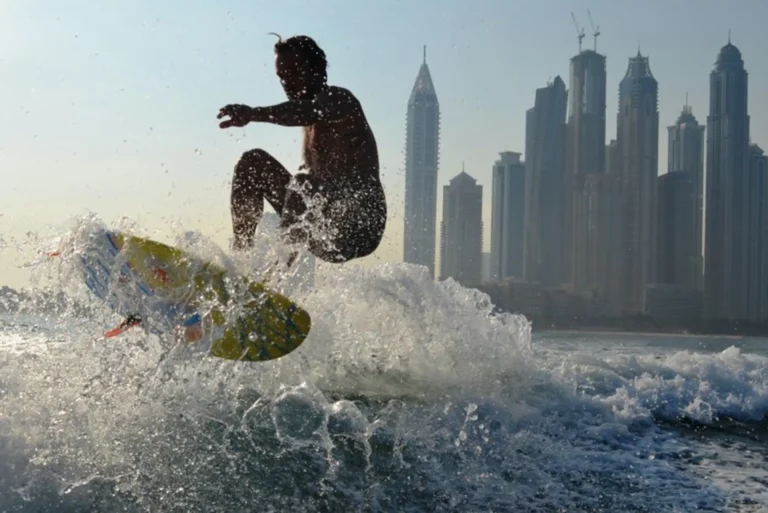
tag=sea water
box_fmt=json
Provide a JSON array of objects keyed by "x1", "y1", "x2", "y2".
[{"x1": 0, "y1": 217, "x2": 766, "y2": 512}]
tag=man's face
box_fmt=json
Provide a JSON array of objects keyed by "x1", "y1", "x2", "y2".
[{"x1": 275, "y1": 50, "x2": 315, "y2": 100}]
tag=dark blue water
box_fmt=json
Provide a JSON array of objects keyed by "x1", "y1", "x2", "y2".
[{"x1": 0, "y1": 222, "x2": 765, "y2": 512}]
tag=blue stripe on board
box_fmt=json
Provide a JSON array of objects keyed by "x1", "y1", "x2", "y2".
[
  {"x1": 82, "y1": 256, "x2": 108, "y2": 299},
  {"x1": 103, "y1": 232, "x2": 155, "y2": 297},
  {"x1": 105, "y1": 232, "x2": 120, "y2": 254}
]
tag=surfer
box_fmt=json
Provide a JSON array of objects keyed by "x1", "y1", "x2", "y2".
[{"x1": 217, "y1": 34, "x2": 387, "y2": 265}]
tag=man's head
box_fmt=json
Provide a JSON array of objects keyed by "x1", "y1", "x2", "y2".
[{"x1": 272, "y1": 34, "x2": 328, "y2": 100}]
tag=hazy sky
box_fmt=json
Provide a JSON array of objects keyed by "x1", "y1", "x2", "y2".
[{"x1": 1, "y1": 0, "x2": 767, "y2": 288}]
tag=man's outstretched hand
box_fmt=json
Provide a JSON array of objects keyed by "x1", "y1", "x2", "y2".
[{"x1": 218, "y1": 104, "x2": 255, "y2": 128}]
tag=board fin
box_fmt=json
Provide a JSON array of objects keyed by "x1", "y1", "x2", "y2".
[{"x1": 104, "y1": 314, "x2": 142, "y2": 338}]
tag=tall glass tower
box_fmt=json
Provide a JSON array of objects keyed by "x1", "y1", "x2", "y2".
[{"x1": 403, "y1": 46, "x2": 440, "y2": 278}]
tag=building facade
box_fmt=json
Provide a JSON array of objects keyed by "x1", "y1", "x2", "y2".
[
  {"x1": 439, "y1": 169, "x2": 483, "y2": 285},
  {"x1": 704, "y1": 41, "x2": 751, "y2": 320},
  {"x1": 564, "y1": 49, "x2": 607, "y2": 298},
  {"x1": 601, "y1": 139, "x2": 623, "y2": 312},
  {"x1": 656, "y1": 171, "x2": 697, "y2": 288},
  {"x1": 666, "y1": 103, "x2": 706, "y2": 290},
  {"x1": 523, "y1": 76, "x2": 568, "y2": 286},
  {"x1": 490, "y1": 152, "x2": 526, "y2": 281},
  {"x1": 613, "y1": 51, "x2": 659, "y2": 315},
  {"x1": 747, "y1": 144, "x2": 768, "y2": 322}
]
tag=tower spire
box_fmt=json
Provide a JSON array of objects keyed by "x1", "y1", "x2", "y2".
[
  {"x1": 728, "y1": 29, "x2": 731, "y2": 44},
  {"x1": 423, "y1": 45, "x2": 426, "y2": 64}
]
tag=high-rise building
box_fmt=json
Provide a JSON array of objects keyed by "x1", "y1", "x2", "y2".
[
  {"x1": 564, "y1": 49, "x2": 607, "y2": 298},
  {"x1": 746, "y1": 144, "x2": 768, "y2": 322},
  {"x1": 523, "y1": 76, "x2": 568, "y2": 286},
  {"x1": 613, "y1": 51, "x2": 659, "y2": 315},
  {"x1": 403, "y1": 46, "x2": 441, "y2": 278},
  {"x1": 439, "y1": 168, "x2": 483, "y2": 285},
  {"x1": 704, "y1": 40, "x2": 751, "y2": 320},
  {"x1": 656, "y1": 171, "x2": 697, "y2": 288},
  {"x1": 602, "y1": 139, "x2": 622, "y2": 310},
  {"x1": 490, "y1": 152, "x2": 526, "y2": 281},
  {"x1": 481, "y1": 252, "x2": 491, "y2": 283},
  {"x1": 666, "y1": 102, "x2": 706, "y2": 290}
]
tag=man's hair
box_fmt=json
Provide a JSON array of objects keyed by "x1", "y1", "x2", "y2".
[{"x1": 270, "y1": 33, "x2": 328, "y2": 82}]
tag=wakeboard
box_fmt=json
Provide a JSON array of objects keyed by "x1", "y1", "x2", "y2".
[{"x1": 57, "y1": 229, "x2": 311, "y2": 362}]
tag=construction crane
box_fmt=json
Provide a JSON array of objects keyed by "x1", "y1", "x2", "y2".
[
  {"x1": 570, "y1": 12, "x2": 585, "y2": 53},
  {"x1": 587, "y1": 10, "x2": 601, "y2": 52}
]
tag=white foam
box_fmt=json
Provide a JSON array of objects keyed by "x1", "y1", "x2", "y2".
[
  {"x1": 0, "y1": 216, "x2": 764, "y2": 511},
  {"x1": 548, "y1": 343, "x2": 768, "y2": 425}
]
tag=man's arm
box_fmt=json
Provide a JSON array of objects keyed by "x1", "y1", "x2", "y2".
[{"x1": 251, "y1": 87, "x2": 356, "y2": 127}]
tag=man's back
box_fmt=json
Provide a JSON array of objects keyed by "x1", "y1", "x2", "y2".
[{"x1": 301, "y1": 85, "x2": 380, "y2": 185}]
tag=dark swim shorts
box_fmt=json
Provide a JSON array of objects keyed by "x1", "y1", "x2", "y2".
[{"x1": 278, "y1": 173, "x2": 387, "y2": 263}]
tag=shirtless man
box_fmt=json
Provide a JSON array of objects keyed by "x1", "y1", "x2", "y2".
[{"x1": 217, "y1": 35, "x2": 387, "y2": 265}]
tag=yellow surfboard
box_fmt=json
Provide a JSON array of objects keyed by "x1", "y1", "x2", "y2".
[{"x1": 75, "y1": 230, "x2": 311, "y2": 362}]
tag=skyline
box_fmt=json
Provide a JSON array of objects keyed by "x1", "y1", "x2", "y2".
[{"x1": 2, "y1": 1, "x2": 768, "y2": 288}]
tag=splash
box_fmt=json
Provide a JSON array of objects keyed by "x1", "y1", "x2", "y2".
[{"x1": 0, "y1": 216, "x2": 762, "y2": 511}]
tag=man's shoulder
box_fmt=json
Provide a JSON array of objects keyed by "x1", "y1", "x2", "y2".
[{"x1": 319, "y1": 85, "x2": 359, "y2": 104}]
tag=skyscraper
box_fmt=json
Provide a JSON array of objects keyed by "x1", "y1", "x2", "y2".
[
  {"x1": 564, "y1": 49, "x2": 607, "y2": 297},
  {"x1": 704, "y1": 40, "x2": 751, "y2": 320},
  {"x1": 746, "y1": 144, "x2": 768, "y2": 322},
  {"x1": 602, "y1": 139, "x2": 623, "y2": 310},
  {"x1": 490, "y1": 152, "x2": 526, "y2": 281},
  {"x1": 523, "y1": 76, "x2": 568, "y2": 286},
  {"x1": 403, "y1": 46, "x2": 440, "y2": 278},
  {"x1": 439, "y1": 168, "x2": 483, "y2": 285},
  {"x1": 614, "y1": 51, "x2": 659, "y2": 314},
  {"x1": 656, "y1": 171, "x2": 697, "y2": 288},
  {"x1": 666, "y1": 102, "x2": 706, "y2": 289}
]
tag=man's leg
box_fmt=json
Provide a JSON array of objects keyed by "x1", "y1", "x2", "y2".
[{"x1": 230, "y1": 149, "x2": 292, "y2": 250}]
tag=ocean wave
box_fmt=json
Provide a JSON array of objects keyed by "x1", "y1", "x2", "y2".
[
  {"x1": 551, "y1": 344, "x2": 768, "y2": 427},
  {"x1": 0, "y1": 218, "x2": 753, "y2": 511}
]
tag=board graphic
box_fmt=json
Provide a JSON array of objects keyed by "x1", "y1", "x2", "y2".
[{"x1": 69, "y1": 230, "x2": 311, "y2": 362}]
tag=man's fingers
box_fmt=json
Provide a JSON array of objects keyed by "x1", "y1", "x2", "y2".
[
  {"x1": 218, "y1": 104, "x2": 248, "y2": 128},
  {"x1": 218, "y1": 105, "x2": 235, "y2": 118}
]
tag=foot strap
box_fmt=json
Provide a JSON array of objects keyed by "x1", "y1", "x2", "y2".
[{"x1": 104, "y1": 314, "x2": 142, "y2": 338}]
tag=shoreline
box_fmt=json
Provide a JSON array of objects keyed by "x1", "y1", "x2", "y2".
[{"x1": 535, "y1": 327, "x2": 747, "y2": 340}]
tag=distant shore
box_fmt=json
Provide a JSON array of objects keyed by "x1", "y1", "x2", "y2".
[
  {"x1": 534, "y1": 327, "x2": 747, "y2": 340},
  {"x1": 519, "y1": 314, "x2": 768, "y2": 338}
]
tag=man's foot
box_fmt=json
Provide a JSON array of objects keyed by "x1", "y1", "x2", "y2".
[
  {"x1": 285, "y1": 250, "x2": 299, "y2": 269},
  {"x1": 262, "y1": 250, "x2": 299, "y2": 285}
]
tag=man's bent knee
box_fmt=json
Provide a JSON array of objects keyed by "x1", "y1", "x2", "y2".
[
  {"x1": 233, "y1": 148, "x2": 286, "y2": 187},
  {"x1": 236, "y1": 148, "x2": 273, "y2": 170}
]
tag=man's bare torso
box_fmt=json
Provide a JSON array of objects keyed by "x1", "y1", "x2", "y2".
[{"x1": 302, "y1": 86, "x2": 379, "y2": 185}]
